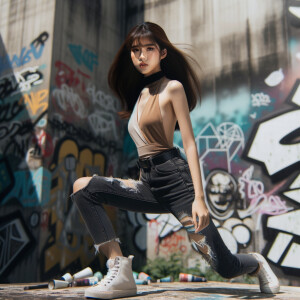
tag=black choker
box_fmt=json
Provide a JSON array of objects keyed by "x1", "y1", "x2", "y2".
[
  {"x1": 141, "y1": 71, "x2": 164, "y2": 87},
  {"x1": 132, "y1": 71, "x2": 165, "y2": 104}
]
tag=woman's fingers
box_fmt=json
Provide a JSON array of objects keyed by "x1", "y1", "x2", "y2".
[{"x1": 193, "y1": 212, "x2": 198, "y2": 231}]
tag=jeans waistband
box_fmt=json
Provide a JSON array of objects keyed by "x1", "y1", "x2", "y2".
[{"x1": 137, "y1": 148, "x2": 180, "y2": 170}]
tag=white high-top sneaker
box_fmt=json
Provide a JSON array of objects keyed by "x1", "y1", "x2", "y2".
[
  {"x1": 250, "y1": 253, "x2": 280, "y2": 294},
  {"x1": 85, "y1": 255, "x2": 137, "y2": 299}
]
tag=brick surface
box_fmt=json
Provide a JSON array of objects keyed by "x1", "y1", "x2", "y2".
[{"x1": 1, "y1": 281, "x2": 300, "y2": 300}]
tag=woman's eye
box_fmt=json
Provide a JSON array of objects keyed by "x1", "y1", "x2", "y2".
[
  {"x1": 147, "y1": 47, "x2": 154, "y2": 51},
  {"x1": 132, "y1": 48, "x2": 139, "y2": 53}
]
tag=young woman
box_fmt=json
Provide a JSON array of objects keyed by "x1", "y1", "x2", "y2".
[{"x1": 71, "y1": 22, "x2": 280, "y2": 299}]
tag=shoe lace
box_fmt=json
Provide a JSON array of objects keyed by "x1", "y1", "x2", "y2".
[{"x1": 98, "y1": 258, "x2": 120, "y2": 286}]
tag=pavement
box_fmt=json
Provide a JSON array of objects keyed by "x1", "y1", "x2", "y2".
[{"x1": 1, "y1": 281, "x2": 300, "y2": 300}]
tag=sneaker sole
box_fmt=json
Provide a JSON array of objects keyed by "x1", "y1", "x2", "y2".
[
  {"x1": 260, "y1": 285, "x2": 280, "y2": 294},
  {"x1": 250, "y1": 253, "x2": 280, "y2": 294},
  {"x1": 85, "y1": 288, "x2": 137, "y2": 299}
]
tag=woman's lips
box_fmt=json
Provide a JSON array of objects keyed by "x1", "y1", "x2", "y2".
[{"x1": 140, "y1": 63, "x2": 148, "y2": 68}]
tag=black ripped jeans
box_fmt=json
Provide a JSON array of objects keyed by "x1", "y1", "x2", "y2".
[{"x1": 71, "y1": 148, "x2": 258, "y2": 278}]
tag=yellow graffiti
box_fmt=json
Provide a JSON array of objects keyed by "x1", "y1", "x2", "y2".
[
  {"x1": 21, "y1": 89, "x2": 49, "y2": 115},
  {"x1": 44, "y1": 139, "x2": 109, "y2": 274}
]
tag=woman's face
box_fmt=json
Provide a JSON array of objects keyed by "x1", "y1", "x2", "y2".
[{"x1": 130, "y1": 37, "x2": 166, "y2": 77}]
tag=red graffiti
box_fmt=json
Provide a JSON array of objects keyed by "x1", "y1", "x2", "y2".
[
  {"x1": 38, "y1": 130, "x2": 54, "y2": 157},
  {"x1": 160, "y1": 232, "x2": 187, "y2": 254},
  {"x1": 55, "y1": 61, "x2": 91, "y2": 92}
]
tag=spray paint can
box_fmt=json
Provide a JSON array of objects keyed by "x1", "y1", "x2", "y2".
[
  {"x1": 138, "y1": 272, "x2": 151, "y2": 281},
  {"x1": 94, "y1": 271, "x2": 103, "y2": 281},
  {"x1": 179, "y1": 273, "x2": 207, "y2": 282},
  {"x1": 60, "y1": 272, "x2": 73, "y2": 283},
  {"x1": 157, "y1": 276, "x2": 173, "y2": 282},
  {"x1": 132, "y1": 271, "x2": 139, "y2": 279},
  {"x1": 134, "y1": 279, "x2": 148, "y2": 285},
  {"x1": 73, "y1": 267, "x2": 93, "y2": 280},
  {"x1": 48, "y1": 280, "x2": 70, "y2": 290},
  {"x1": 72, "y1": 276, "x2": 99, "y2": 287}
]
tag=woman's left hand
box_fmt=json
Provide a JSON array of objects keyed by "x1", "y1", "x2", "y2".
[{"x1": 192, "y1": 196, "x2": 210, "y2": 233}]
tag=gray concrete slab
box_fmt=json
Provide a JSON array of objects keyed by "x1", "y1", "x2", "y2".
[{"x1": 1, "y1": 281, "x2": 300, "y2": 300}]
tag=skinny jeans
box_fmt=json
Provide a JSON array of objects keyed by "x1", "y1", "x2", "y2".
[{"x1": 71, "y1": 148, "x2": 258, "y2": 278}]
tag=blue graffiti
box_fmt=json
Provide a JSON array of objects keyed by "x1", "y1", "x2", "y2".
[
  {"x1": 68, "y1": 44, "x2": 98, "y2": 72},
  {"x1": 0, "y1": 32, "x2": 49, "y2": 74},
  {"x1": 1, "y1": 166, "x2": 51, "y2": 207}
]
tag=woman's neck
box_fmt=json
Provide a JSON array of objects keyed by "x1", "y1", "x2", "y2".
[{"x1": 142, "y1": 70, "x2": 164, "y2": 87}]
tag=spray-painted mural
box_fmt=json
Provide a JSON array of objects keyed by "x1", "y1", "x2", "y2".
[
  {"x1": 0, "y1": 27, "x2": 51, "y2": 283},
  {"x1": 1, "y1": 0, "x2": 299, "y2": 284},
  {"x1": 124, "y1": 0, "x2": 300, "y2": 283},
  {"x1": 0, "y1": 0, "x2": 124, "y2": 283}
]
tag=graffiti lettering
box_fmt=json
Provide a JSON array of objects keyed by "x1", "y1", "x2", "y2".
[
  {"x1": 0, "y1": 121, "x2": 23, "y2": 141},
  {"x1": 88, "y1": 111, "x2": 118, "y2": 139},
  {"x1": 31, "y1": 31, "x2": 49, "y2": 47},
  {"x1": 52, "y1": 84, "x2": 87, "y2": 118},
  {"x1": 54, "y1": 61, "x2": 90, "y2": 92},
  {"x1": 247, "y1": 110, "x2": 300, "y2": 175},
  {"x1": 160, "y1": 232, "x2": 187, "y2": 254},
  {"x1": 0, "y1": 119, "x2": 41, "y2": 158},
  {"x1": 68, "y1": 44, "x2": 98, "y2": 72},
  {"x1": 86, "y1": 84, "x2": 119, "y2": 112},
  {"x1": 0, "y1": 99, "x2": 24, "y2": 122},
  {"x1": 238, "y1": 166, "x2": 291, "y2": 224},
  {"x1": 48, "y1": 118, "x2": 121, "y2": 153},
  {"x1": 1, "y1": 167, "x2": 51, "y2": 207},
  {"x1": 0, "y1": 66, "x2": 44, "y2": 99},
  {"x1": 247, "y1": 80, "x2": 300, "y2": 176},
  {"x1": 0, "y1": 32, "x2": 49, "y2": 73},
  {"x1": 20, "y1": 89, "x2": 48, "y2": 116},
  {"x1": 251, "y1": 92, "x2": 271, "y2": 107}
]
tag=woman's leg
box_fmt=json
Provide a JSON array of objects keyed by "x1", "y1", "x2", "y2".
[
  {"x1": 71, "y1": 174, "x2": 167, "y2": 258},
  {"x1": 73, "y1": 177, "x2": 123, "y2": 258},
  {"x1": 180, "y1": 216, "x2": 258, "y2": 277},
  {"x1": 71, "y1": 174, "x2": 168, "y2": 299},
  {"x1": 156, "y1": 155, "x2": 279, "y2": 293}
]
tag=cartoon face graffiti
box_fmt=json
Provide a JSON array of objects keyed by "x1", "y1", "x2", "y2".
[{"x1": 205, "y1": 170, "x2": 237, "y2": 220}]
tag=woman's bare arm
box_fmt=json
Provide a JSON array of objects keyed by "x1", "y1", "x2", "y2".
[{"x1": 168, "y1": 80, "x2": 209, "y2": 232}]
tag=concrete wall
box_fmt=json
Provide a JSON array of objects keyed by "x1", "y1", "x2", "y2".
[
  {"x1": 1, "y1": 0, "x2": 299, "y2": 284},
  {"x1": 0, "y1": 0, "x2": 129, "y2": 283},
  {"x1": 122, "y1": 0, "x2": 300, "y2": 283},
  {"x1": 0, "y1": 0, "x2": 56, "y2": 283}
]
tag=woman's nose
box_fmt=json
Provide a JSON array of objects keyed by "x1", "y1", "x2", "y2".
[{"x1": 139, "y1": 50, "x2": 147, "y2": 61}]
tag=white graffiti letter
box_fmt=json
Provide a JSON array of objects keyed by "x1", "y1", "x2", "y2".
[{"x1": 247, "y1": 110, "x2": 300, "y2": 175}]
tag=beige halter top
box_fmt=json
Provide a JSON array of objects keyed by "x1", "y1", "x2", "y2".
[{"x1": 128, "y1": 79, "x2": 173, "y2": 159}]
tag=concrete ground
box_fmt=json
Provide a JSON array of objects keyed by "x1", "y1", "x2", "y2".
[{"x1": 1, "y1": 281, "x2": 300, "y2": 300}]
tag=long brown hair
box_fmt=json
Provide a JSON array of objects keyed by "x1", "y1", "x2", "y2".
[{"x1": 108, "y1": 22, "x2": 201, "y2": 119}]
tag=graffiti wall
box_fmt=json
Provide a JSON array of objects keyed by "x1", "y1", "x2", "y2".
[
  {"x1": 0, "y1": 0, "x2": 55, "y2": 283},
  {"x1": 0, "y1": 0, "x2": 127, "y2": 283},
  {"x1": 136, "y1": 0, "x2": 300, "y2": 283},
  {"x1": 2, "y1": 0, "x2": 299, "y2": 285}
]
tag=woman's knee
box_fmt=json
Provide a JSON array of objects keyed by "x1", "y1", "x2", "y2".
[{"x1": 73, "y1": 177, "x2": 92, "y2": 194}]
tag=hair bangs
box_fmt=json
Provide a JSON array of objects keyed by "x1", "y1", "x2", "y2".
[{"x1": 127, "y1": 27, "x2": 156, "y2": 50}]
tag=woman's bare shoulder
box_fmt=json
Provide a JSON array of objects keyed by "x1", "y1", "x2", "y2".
[
  {"x1": 162, "y1": 79, "x2": 185, "y2": 104},
  {"x1": 160, "y1": 79, "x2": 185, "y2": 105},
  {"x1": 164, "y1": 79, "x2": 184, "y2": 93}
]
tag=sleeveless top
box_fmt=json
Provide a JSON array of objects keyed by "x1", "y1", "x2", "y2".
[{"x1": 128, "y1": 78, "x2": 173, "y2": 159}]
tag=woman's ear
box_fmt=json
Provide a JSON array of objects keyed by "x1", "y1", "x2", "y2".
[{"x1": 161, "y1": 48, "x2": 167, "y2": 59}]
